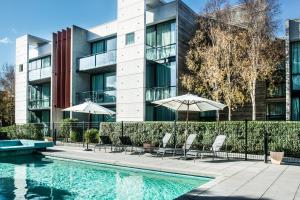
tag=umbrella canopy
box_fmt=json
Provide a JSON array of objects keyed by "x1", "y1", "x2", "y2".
[
  {"x1": 152, "y1": 94, "x2": 226, "y2": 112},
  {"x1": 63, "y1": 101, "x2": 115, "y2": 115}
]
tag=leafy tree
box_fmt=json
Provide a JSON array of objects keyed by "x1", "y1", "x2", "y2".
[
  {"x1": 182, "y1": 0, "x2": 248, "y2": 121},
  {"x1": 182, "y1": 0, "x2": 283, "y2": 121},
  {"x1": 0, "y1": 64, "x2": 15, "y2": 126}
]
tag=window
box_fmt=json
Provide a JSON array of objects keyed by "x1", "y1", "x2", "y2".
[
  {"x1": 292, "y1": 97, "x2": 300, "y2": 120},
  {"x1": 42, "y1": 56, "x2": 51, "y2": 68},
  {"x1": 92, "y1": 40, "x2": 105, "y2": 54},
  {"x1": 291, "y1": 42, "x2": 300, "y2": 90},
  {"x1": 28, "y1": 56, "x2": 51, "y2": 71},
  {"x1": 267, "y1": 82, "x2": 285, "y2": 98},
  {"x1": 267, "y1": 102, "x2": 286, "y2": 120},
  {"x1": 91, "y1": 36, "x2": 117, "y2": 54},
  {"x1": 125, "y1": 32, "x2": 135, "y2": 45},
  {"x1": 19, "y1": 64, "x2": 23, "y2": 72},
  {"x1": 146, "y1": 20, "x2": 176, "y2": 60}
]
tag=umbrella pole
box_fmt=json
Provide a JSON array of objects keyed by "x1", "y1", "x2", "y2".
[{"x1": 185, "y1": 104, "x2": 189, "y2": 159}]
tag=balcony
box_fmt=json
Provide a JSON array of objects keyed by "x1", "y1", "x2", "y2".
[
  {"x1": 78, "y1": 50, "x2": 117, "y2": 71},
  {"x1": 146, "y1": 44, "x2": 176, "y2": 61},
  {"x1": 28, "y1": 67, "x2": 51, "y2": 82},
  {"x1": 28, "y1": 99, "x2": 50, "y2": 110},
  {"x1": 146, "y1": 86, "x2": 176, "y2": 102},
  {"x1": 76, "y1": 90, "x2": 116, "y2": 104}
]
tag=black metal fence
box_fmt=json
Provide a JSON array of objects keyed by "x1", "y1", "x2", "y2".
[{"x1": 2, "y1": 121, "x2": 299, "y2": 163}]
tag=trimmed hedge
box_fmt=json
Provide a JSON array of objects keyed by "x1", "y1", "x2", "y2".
[
  {"x1": 0, "y1": 124, "x2": 44, "y2": 140},
  {"x1": 100, "y1": 121, "x2": 300, "y2": 157}
]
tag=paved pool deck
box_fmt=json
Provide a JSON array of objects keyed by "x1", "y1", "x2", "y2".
[{"x1": 42, "y1": 145, "x2": 300, "y2": 200}]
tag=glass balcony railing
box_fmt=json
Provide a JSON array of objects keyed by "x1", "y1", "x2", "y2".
[
  {"x1": 28, "y1": 99, "x2": 51, "y2": 110},
  {"x1": 146, "y1": 44, "x2": 176, "y2": 61},
  {"x1": 79, "y1": 50, "x2": 117, "y2": 71},
  {"x1": 76, "y1": 90, "x2": 116, "y2": 104},
  {"x1": 146, "y1": 86, "x2": 176, "y2": 102},
  {"x1": 28, "y1": 67, "x2": 51, "y2": 82}
]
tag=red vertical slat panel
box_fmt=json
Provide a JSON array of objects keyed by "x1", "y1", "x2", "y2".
[
  {"x1": 61, "y1": 30, "x2": 66, "y2": 108},
  {"x1": 53, "y1": 28, "x2": 71, "y2": 109},
  {"x1": 65, "y1": 28, "x2": 71, "y2": 107},
  {"x1": 57, "y1": 31, "x2": 62, "y2": 108}
]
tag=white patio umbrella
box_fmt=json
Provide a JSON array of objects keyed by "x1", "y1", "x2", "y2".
[
  {"x1": 152, "y1": 93, "x2": 226, "y2": 158},
  {"x1": 63, "y1": 101, "x2": 115, "y2": 116},
  {"x1": 63, "y1": 101, "x2": 115, "y2": 151},
  {"x1": 63, "y1": 100, "x2": 115, "y2": 127}
]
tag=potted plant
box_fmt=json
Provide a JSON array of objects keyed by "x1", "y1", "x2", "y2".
[
  {"x1": 270, "y1": 145, "x2": 284, "y2": 165},
  {"x1": 143, "y1": 141, "x2": 155, "y2": 153},
  {"x1": 84, "y1": 129, "x2": 99, "y2": 151}
]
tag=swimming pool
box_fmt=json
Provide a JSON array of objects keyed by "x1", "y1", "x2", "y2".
[{"x1": 0, "y1": 155, "x2": 211, "y2": 200}]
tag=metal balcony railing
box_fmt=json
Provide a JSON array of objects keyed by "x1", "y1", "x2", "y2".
[
  {"x1": 78, "y1": 50, "x2": 117, "y2": 71},
  {"x1": 76, "y1": 90, "x2": 116, "y2": 104},
  {"x1": 146, "y1": 44, "x2": 176, "y2": 61},
  {"x1": 146, "y1": 86, "x2": 176, "y2": 102},
  {"x1": 28, "y1": 67, "x2": 51, "y2": 82},
  {"x1": 28, "y1": 99, "x2": 51, "y2": 110}
]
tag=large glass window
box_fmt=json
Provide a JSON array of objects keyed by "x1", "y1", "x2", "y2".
[
  {"x1": 29, "y1": 110, "x2": 50, "y2": 123},
  {"x1": 146, "y1": 61, "x2": 176, "y2": 88},
  {"x1": 267, "y1": 102, "x2": 286, "y2": 120},
  {"x1": 291, "y1": 42, "x2": 300, "y2": 90},
  {"x1": 92, "y1": 40, "x2": 105, "y2": 54},
  {"x1": 29, "y1": 56, "x2": 51, "y2": 71},
  {"x1": 91, "y1": 107, "x2": 116, "y2": 123},
  {"x1": 292, "y1": 97, "x2": 300, "y2": 121},
  {"x1": 146, "y1": 105, "x2": 175, "y2": 121},
  {"x1": 146, "y1": 20, "x2": 176, "y2": 60},
  {"x1": 91, "y1": 72, "x2": 116, "y2": 91},
  {"x1": 146, "y1": 20, "x2": 176, "y2": 47},
  {"x1": 29, "y1": 83, "x2": 50, "y2": 109},
  {"x1": 90, "y1": 72, "x2": 116, "y2": 103},
  {"x1": 42, "y1": 56, "x2": 51, "y2": 68},
  {"x1": 106, "y1": 37, "x2": 117, "y2": 51},
  {"x1": 91, "y1": 36, "x2": 117, "y2": 54}
]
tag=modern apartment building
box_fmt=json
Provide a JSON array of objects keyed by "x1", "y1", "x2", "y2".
[
  {"x1": 286, "y1": 19, "x2": 300, "y2": 121},
  {"x1": 15, "y1": 0, "x2": 295, "y2": 124},
  {"x1": 15, "y1": 0, "x2": 198, "y2": 124}
]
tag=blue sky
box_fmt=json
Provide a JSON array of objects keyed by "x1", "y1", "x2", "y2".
[{"x1": 0, "y1": 0, "x2": 299, "y2": 70}]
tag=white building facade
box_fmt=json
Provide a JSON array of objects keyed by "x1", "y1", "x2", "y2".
[{"x1": 15, "y1": 0, "x2": 198, "y2": 124}]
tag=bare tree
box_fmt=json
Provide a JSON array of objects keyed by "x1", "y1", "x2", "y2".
[
  {"x1": 238, "y1": 0, "x2": 281, "y2": 120},
  {"x1": 0, "y1": 64, "x2": 15, "y2": 125}
]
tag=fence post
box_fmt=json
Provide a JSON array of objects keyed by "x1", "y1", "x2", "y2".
[
  {"x1": 121, "y1": 121, "x2": 124, "y2": 138},
  {"x1": 245, "y1": 120, "x2": 248, "y2": 161},
  {"x1": 173, "y1": 120, "x2": 176, "y2": 148},
  {"x1": 82, "y1": 121, "x2": 85, "y2": 148},
  {"x1": 264, "y1": 129, "x2": 269, "y2": 163},
  {"x1": 52, "y1": 122, "x2": 56, "y2": 145}
]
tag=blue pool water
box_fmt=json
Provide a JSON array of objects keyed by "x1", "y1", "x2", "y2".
[{"x1": 0, "y1": 155, "x2": 211, "y2": 200}]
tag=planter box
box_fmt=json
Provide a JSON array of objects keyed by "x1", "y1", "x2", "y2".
[
  {"x1": 270, "y1": 151, "x2": 284, "y2": 165},
  {"x1": 143, "y1": 143, "x2": 155, "y2": 153}
]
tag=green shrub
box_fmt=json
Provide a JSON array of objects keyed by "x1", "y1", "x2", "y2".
[
  {"x1": 0, "y1": 124, "x2": 44, "y2": 140},
  {"x1": 70, "y1": 130, "x2": 81, "y2": 142},
  {"x1": 100, "y1": 121, "x2": 300, "y2": 157},
  {"x1": 59, "y1": 118, "x2": 80, "y2": 140},
  {"x1": 84, "y1": 129, "x2": 99, "y2": 144}
]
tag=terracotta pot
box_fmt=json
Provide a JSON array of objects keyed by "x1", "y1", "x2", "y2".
[{"x1": 270, "y1": 151, "x2": 284, "y2": 165}]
